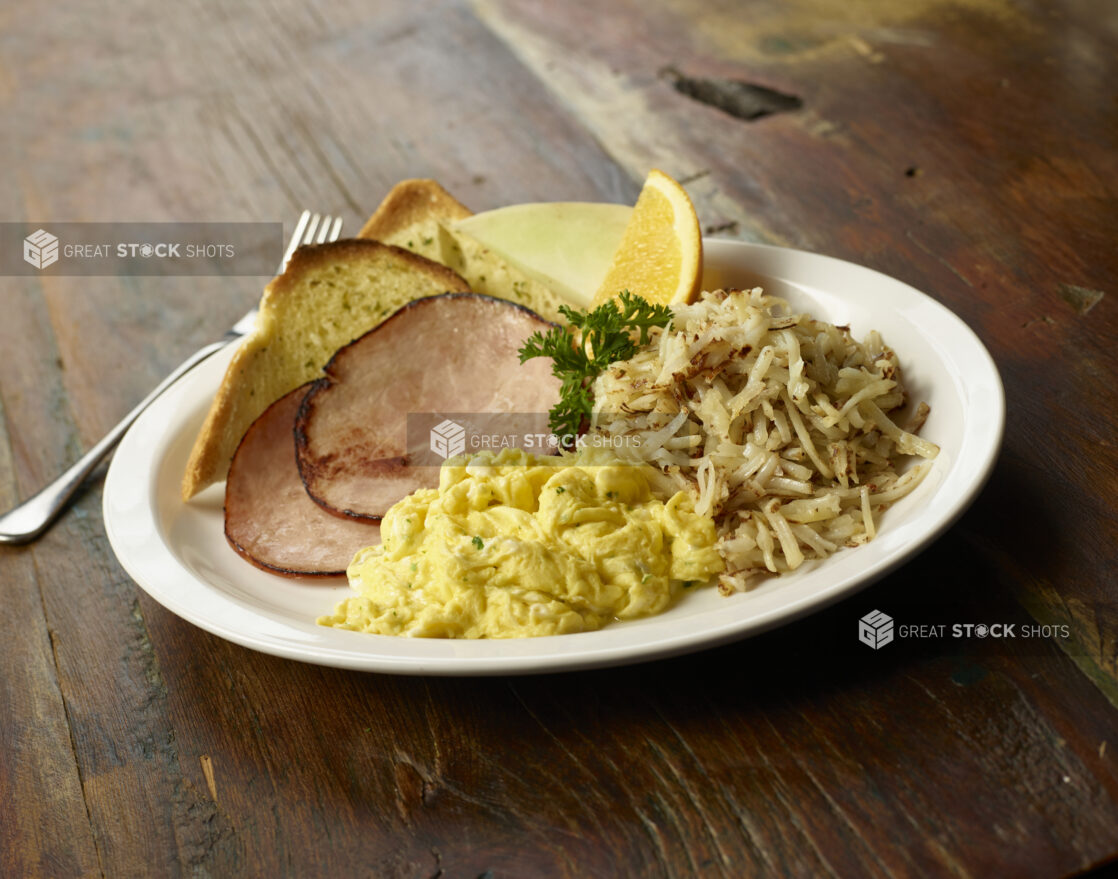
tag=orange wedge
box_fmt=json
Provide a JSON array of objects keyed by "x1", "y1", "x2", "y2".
[{"x1": 591, "y1": 168, "x2": 703, "y2": 308}]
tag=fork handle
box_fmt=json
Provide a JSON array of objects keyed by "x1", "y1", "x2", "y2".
[{"x1": 0, "y1": 338, "x2": 232, "y2": 545}]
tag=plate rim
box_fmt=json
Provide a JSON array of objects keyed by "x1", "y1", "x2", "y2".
[{"x1": 103, "y1": 239, "x2": 1005, "y2": 675}]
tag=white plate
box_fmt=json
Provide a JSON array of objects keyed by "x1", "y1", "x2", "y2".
[{"x1": 104, "y1": 240, "x2": 1004, "y2": 675}]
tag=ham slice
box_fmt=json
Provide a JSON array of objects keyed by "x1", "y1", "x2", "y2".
[
  {"x1": 224, "y1": 384, "x2": 379, "y2": 576},
  {"x1": 295, "y1": 293, "x2": 560, "y2": 520}
]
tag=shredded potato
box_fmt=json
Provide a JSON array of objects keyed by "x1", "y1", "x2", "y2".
[{"x1": 589, "y1": 288, "x2": 939, "y2": 591}]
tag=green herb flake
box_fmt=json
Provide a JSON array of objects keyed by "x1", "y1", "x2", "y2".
[{"x1": 471, "y1": 536, "x2": 484, "y2": 550}]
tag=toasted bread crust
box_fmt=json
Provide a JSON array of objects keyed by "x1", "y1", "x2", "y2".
[
  {"x1": 265, "y1": 238, "x2": 464, "y2": 300},
  {"x1": 180, "y1": 239, "x2": 468, "y2": 500},
  {"x1": 358, "y1": 179, "x2": 472, "y2": 243},
  {"x1": 360, "y1": 180, "x2": 572, "y2": 325}
]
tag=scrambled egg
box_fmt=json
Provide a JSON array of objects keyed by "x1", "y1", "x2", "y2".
[{"x1": 318, "y1": 447, "x2": 723, "y2": 638}]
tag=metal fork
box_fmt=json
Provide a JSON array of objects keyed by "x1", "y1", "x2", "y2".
[{"x1": 0, "y1": 211, "x2": 344, "y2": 544}]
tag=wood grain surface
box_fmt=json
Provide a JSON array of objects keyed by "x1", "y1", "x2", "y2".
[{"x1": 1, "y1": 0, "x2": 1116, "y2": 877}]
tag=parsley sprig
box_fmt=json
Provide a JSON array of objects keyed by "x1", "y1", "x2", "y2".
[{"x1": 518, "y1": 291, "x2": 673, "y2": 446}]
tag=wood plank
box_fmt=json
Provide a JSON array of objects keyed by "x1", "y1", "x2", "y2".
[
  {"x1": 473, "y1": 0, "x2": 1118, "y2": 698},
  {"x1": 0, "y1": 391, "x2": 100, "y2": 879},
  {"x1": 0, "y1": 269, "x2": 227, "y2": 874},
  {"x1": 1, "y1": 0, "x2": 1116, "y2": 876},
  {"x1": 0, "y1": 157, "x2": 98, "y2": 879}
]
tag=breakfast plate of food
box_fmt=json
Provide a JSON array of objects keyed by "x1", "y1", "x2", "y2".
[{"x1": 103, "y1": 174, "x2": 1004, "y2": 674}]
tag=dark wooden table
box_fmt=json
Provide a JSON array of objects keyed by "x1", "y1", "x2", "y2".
[{"x1": 3, "y1": 1, "x2": 1116, "y2": 876}]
